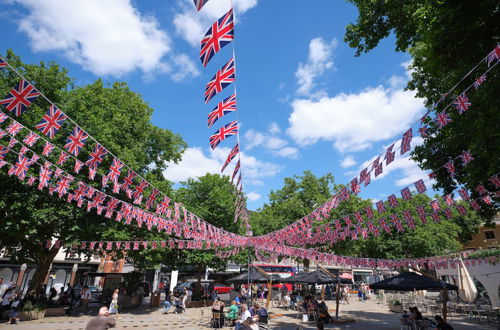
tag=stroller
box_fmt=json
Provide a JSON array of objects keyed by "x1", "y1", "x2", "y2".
[{"x1": 173, "y1": 295, "x2": 187, "y2": 313}]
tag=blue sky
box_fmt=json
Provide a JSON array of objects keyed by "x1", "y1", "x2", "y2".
[{"x1": 0, "y1": 0, "x2": 434, "y2": 210}]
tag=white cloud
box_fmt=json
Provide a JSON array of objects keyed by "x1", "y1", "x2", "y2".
[
  {"x1": 268, "y1": 122, "x2": 281, "y2": 134},
  {"x1": 246, "y1": 191, "x2": 261, "y2": 201},
  {"x1": 163, "y1": 146, "x2": 281, "y2": 183},
  {"x1": 287, "y1": 85, "x2": 425, "y2": 152},
  {"x1": 340, "y1": 155, "x2": 356, "y2": 168},
  {"x1": 243, "y1": 128, "x2": 300, "y2": 159},
  {"x1": 170, "y1": 54, "x2": 200, "y2": 81},
  {"x1": 173, "y1": 0, "x2": 258, "y2": 47},
  {"x1": 14, "y1": 0, "x2": 180, "y2": 77},
  {"x1": 295, "y1": 37, "x2": 337, "y2": 96}
]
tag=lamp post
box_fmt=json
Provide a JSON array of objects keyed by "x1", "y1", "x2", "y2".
[{"x1": 335, "y1": 277, "x2": 340, "y2": 320}]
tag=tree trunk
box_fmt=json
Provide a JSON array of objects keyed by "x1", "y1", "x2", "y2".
[
  {"x1": 27, "y1": 245, "x2": 60, "y2": 298},
  {"x1": 303, "y1": 258, "x2": 310, "y2": 272}
]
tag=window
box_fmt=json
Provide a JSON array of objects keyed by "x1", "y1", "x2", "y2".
[{"x1": 484, "y1": 231, "x2": 495, "y2": 240}]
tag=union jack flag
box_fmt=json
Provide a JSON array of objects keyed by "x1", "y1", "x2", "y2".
[
  {"x1": 132, "y1": 179, "x2": 149, "y2": 205},
  {"x1": 430, "y1": 200, "x2": 440, "y2": 211},
  {"x1": 385, "y1": 143, "x2": 395, "y2": 165},
  {"x1": 57, "y1": 151, "x2": 70, "y2": 165},
  {"x1": 208, "y1": 94, "x2": 236, "y2": 128},
  {"x1": 350, "y1": 178, "x2": 361, "y2": 194},
  {"x1": 473, "y1": 74, "x2": 486, "y2": 89},
  {"x1": 156, "y1": 196, "x2": 171, "y2": 215},
  {"x1": 200, "y1": 9, "x2": 234, "y2": 67},
  {"x1": 475, "y1": 184, "x2": 487, "y2": 195},
  {"x1": 458, "y1": 188, "x2": 470, "y2": 201},
  {"x1": 106, "y1": 158, "x2": 123, "y2": 183},
  {"x1": 0, "y1": 145, "x2": 9, "y2": 160},
  {"x1": 19, "y1": 146, "x2": 29, "y2": 156},
  {"x1": 36, "y1": 105, "x2": 67, "y2": 138},
  {"x1": 0, "y1": 129, "x2": 5, "y2": 139},
  {"x1": 0, "y1": 57, "x2": 7, "y2": 69},
  {"x1": 486, "y1": 45, "x2": 500, "y2": 66},
  {"x1": 64, "y1": 126, "x2": 88, "y2": 156},
  {"x1": 444, "y1": 194, "x2": 454, "y2": 206},
  {"x1": 8, "y1": 154, "x2": 32, "y2": 180},
  {"x1": 85, "y1": 144, "x2": 107, "y2": 169},
  {"x1": 122, "y1": 169, "x2": 137, "y2": 194},
  {"x1": 482, "y1": 195, "x2": 493, "y2": 205},
  {"x1": 489, "y1": 175, "x2": 500, "y2": 189},
  {"x1": 388, "y1": 194, "x2": 399, "y2": 208},
  {"x1": 145, "y1": 188, "x2": 160, "y2": 209},
  {"x1": 452, "y1": 93, "x2": 471, "y2": 114},
  {"x1": 42, "y1": 141, "x2": 55, "y2": 156},
  {"x1": 205, "y1": 57, "x2": 235, "y2": 103},
  {"x1": 1, "y1": 80, "x2": 40, "y2": 116},
  {"x1": 372, "y1": 156, "x2": 383, "y2": 177},
  {"x1": 0, "y1": 112, "x2": 8, "y2": 124},
  {"x1": 416, "y1": 206, "x2": 427, "y2": 223},
  {"x1": 23, "y1": 131, "x2": 39, "y2": 147},
  {"x1": 6, "y1": 121, "x2": 23, "y2": 136},
  {"x1": 364, "y1": 206, "x2": 374, "y2": 219},
  {"x1": 27, "y1": 176, "x2": 36, "y2": 186},
  {"x1": 376, "y1": 200, "x2": 386, "y2": 213},
  {"x1": 460, "y1": 150, "x2": 473, "y2": 165},
  {"x1": 435, "y1": 110, "x2": 452, "y2": 129},
  {"x1": 38, "y1": 166, "x2": 52, "y2": 190},
  {"x1": 231, "y1": 159, "x2": 240, "y2": 183},
  {"x1": 209, "y1": 120, "x2": 238, "y2": 149},
  {"x1": 400, "y1": 187, "x2": 412, "y2": 201},
  {"x1": 193, "y1": 0, "x2": 209, "y2": 11},
  {"x1": 469, "y1": 200, "x2": 481, "y2": 211},
  {"x1": 444, "y1": 161, "x2": 456, "y2": 177},
  {"x1": 55, "y1": 175, "x2": 73, "y2": 197},
  {"x1": 74, "y1": 159, "x2": 84, "y2": 174},
  {"x1": 418, "y1": 126, "x2": 429, "y2": 138},
  {"x1": 221, "y1": 143, "x2": 239, "y2": 172},
  {"x1": 359, "y1": 168, "x2": 370, "y2": 187},
  {"x1": 400, "y1": 128, "x2": 412, "y2": 155},
  {"x1": 414, "y1": 179, "x2": 427, "y2": 194}
]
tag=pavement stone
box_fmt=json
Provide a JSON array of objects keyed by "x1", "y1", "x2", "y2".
[{"x1": 0, "y1": 298, "x2": 492, "y2": 329}]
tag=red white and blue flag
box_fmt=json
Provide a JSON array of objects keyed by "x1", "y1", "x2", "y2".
[
  {"x1": 452, "y1": 93, "x2": 471, "y2": 114},
  {"x1": 1, "y1": 80, "x2": 40, "y2": 116},
  {"x1": 85, "y1": 144, "x2": 108, "y2": 169},
  {"x1": 0, "y1": 112, "x2": 8, "y2": 124},
  {"x1": 435, "y1": 111, "x2": 452, "y2": 129},
  {"x1": 473, "y1": 74, "x2": 486, "y2": 89},
  {"x1": 0, "y1": 57, "x2": 7, "y2": 69},
  {"x1": 221, "y1": 143, "x2": 239, "y2": 172},
  {"x1": 460, "y1": 150, "x2": 473, "y2": 165},
  {"x1": 208, "y1": 94, "x2": 236, "y2": 128},
  {"x1": 36, "y1": 105, "x2": 67, "y2": 138},
  {"x1": 38, "y1": 166, "x2": 52, "y2": 190},
  {"x1": 57, "y1": 151, "x2": 70, "y2": 165},
  {"x1": 64, "y1": 126, "x2": 89, "y2": 156},
  {"x1": 209, "y1": 120, "x2": 238, "y2": 149},
  {"x1": 156, "y1": 196, "x2": 171, "y2": 215},
  {"x1": 193, "y1": 0, "x2": 210, "y2": 11},
  {"x1": 486, "y1": 45, "x2": 500, "y2": 66},
  {"x1": 231, "y1": 159, "x2": 240, "y2": 183},
  {"x1": 205, "y1": 57, "x2": 235, "y2": 103},
  {"x1": 8, "y1": 154, "x2": 32, "y2": 180},
  {"x1": 6, "y1": 121, "x2": 23, "y2": 136},
  {"x1": 42, "y1": 141, "x2": 55, "y2": 156},
  {"x1": 200, "y1": 9, "x2": 234, "y2": 67},
  {"x1": 106, "y1": 158, "x2": 124, "y2": 183},
  {"x1": 23, "y1": 131, "x2": 40, "y2": 147}
]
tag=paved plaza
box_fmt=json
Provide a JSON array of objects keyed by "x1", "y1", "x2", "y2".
[{"x1": 0, "y1": 298, "x2": 493, "y2": 329}]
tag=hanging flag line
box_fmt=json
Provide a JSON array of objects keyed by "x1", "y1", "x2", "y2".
[
  {"x1": 193, "y1": 2, "x2": 249, "y2": 229},
  {"x1": 0, "y1": 116, "x2": 247, "y2": 247},
  {"x1": 0, "y1": 56, "x2": 241, "y2": 241},
  {"x1": 249, "y1": 147, "x2": 497, "y2": 248},
  {"x1": 252, "y1": 45, "x2": 500, "y2": 242}
]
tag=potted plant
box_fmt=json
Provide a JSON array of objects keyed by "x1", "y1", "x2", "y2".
[
  {"x1": 389, "y1": 299, "x2": 403, "y2": 313},
  {"x1": 19, "y1": 300, "x2": 46, "y2": 321}
]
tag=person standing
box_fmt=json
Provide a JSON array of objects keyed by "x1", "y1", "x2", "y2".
[
  {"x1": 80, "y1": 286, "x2": 91, "y2": 315},
  {"x1": 109, "y1": 288, "x2": 119, "y2": 318},
  {"x1": 8, "y1": 291, "x2": 21, "y2": 324}
]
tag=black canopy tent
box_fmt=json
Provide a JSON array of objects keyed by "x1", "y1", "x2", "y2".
[
  {"x1": 370, "y1": 272, "x2": 458, "y2": 322},
  {"x1": 277, "y1": 269, "x2": 352, "y2": 285},
  {"x1": 369, "y1": 272, "x2": 458, "y2": 291},
  {"x1": 227, "y1": 267, "x2": 281, "y2": 283}
]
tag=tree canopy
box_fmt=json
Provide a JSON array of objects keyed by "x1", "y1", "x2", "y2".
[
  {"x1": 344, "y1": 0, "x2": 500, "y2": 220},
  {"x1": 0, "y1": 50, "x2": 186, "y2": 293}
]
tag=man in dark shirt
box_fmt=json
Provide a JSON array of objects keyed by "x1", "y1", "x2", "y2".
[
  {"x1": 85, "y1": 307, "x2": 116, "y2": 330},
  {"x1": 435, "y1": 315, "x2": 454, "y2": 330}
]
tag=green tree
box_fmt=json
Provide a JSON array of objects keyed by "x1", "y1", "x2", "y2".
[
  {"x1": 0, "y1": 50, "x2": 186, "y2": 295},
  {"x1": 344, "y1": 0, "x2": 500, "y2": 220}
]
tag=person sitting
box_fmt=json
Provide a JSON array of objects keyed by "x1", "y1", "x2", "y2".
[
  {"x1": 85, "y1": 306, "x2": 116, "y2": 330},
  {"x1": 163, "y1": 291, "x2": 173, "y2": 314},
  {"x1": 241, "y1": 316, "x2": 259, "y2": 330},
  {"x1": 282, "y1": 292, "x2": 291, "y2": 309},
  {"x1": 212, "y1": 297, "x2": 225, "y2": 327},
  {"x1": 225, "y1": 300, "x2": 239, "y2": 325},
  {"x1": 235, "y1": 304, "x2": 251, "y2": 330},
  {"x1": 408, "y1": 307, "x2": 423, "y2": 321},
  {"x1": 434, "y1": 315, "x2": 454, "y2": 330},
  {"x1": 251, "y1": 303, "x2": 268, "y2": 326},
  {"x1": 317, "y1": 300, "x2": 331, "y2": 324}
]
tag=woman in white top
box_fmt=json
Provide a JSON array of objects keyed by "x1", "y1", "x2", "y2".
[{"x1": 109, "y1": 288, "x2": 119, "y2": 317}]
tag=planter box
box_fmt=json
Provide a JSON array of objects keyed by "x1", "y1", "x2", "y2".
[
  {"x1": 45, "y1": 307, "x2": 68, "y2": 317},
  {"x1": 20, "y1": 310, "x2": 45, "y2": 321},
  {"x1": 389, "y1": 303, "x2": 403, "y2": 313}
]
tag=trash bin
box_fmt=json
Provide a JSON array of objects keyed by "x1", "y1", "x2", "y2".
[{"x1": 150, "y1": 291, "x2": 161, "y2": 307}]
